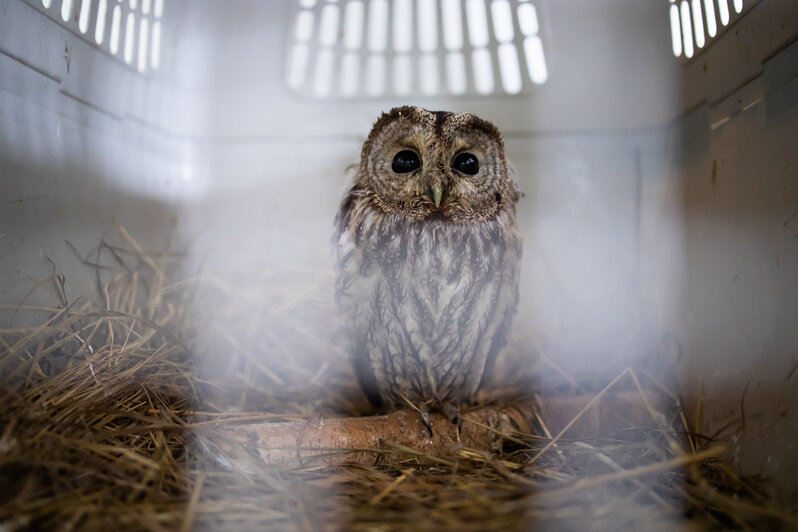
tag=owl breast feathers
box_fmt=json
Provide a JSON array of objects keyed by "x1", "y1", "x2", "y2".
[{"x1": 334, "y1": 106, "x2": 522, "y2": 409}]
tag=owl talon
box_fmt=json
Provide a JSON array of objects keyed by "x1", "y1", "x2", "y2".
[
  {"x1": 420, "y1": 409, "x2": 434, "y2": 438},
  {"x1": 441, "y1": 403, "x2": 462, "y2": 433}
]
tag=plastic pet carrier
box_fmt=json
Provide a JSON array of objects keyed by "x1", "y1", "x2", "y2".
[{"x1": 1, "y1": 0, "x2": 797, "y2": 529}]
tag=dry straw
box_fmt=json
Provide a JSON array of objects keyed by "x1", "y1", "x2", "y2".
[{"x1": 0, "y1": 228, "x2": 795, "y2": 531}]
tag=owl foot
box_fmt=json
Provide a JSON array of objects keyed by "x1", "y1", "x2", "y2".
[
  {"x1": 441, "y1": 402, "x2": 463, "y2": 434},
  {"x1": 417, "y1": 405, "x2": 461, "y2": 438},
  {"x1": 417, "y1": 404, "x2": 462, "y2": 437},
  {"x1": 419, "y1": 409, "x2": 434, "y2": 438}
]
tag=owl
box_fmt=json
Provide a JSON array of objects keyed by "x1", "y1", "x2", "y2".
[{"x1": 334, "y1": 106, "x2": 522, "y2": 418}]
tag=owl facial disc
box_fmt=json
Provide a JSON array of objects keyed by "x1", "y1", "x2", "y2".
[{"x1": 356, "y1": 106, "x2": 515, "y2": 223}]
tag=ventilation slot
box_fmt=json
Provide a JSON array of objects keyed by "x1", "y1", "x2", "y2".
[
  {"x1": 35, "y1": 0, "x2": 166, "y2": 74},
  {"x1": 670, "y1": 0, "x2": 745, "y2": 59},
  {"x1": 285, "y1": 0, "x2": 549, "y2": 98}
]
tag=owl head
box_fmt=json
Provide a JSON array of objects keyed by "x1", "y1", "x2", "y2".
[{"x1": 355, "y1": 106, "x2": 518, "y2": 223}]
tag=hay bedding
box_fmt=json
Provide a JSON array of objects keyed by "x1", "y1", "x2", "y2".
[{"x1": 0, "y1": 230, "x2": 795, "y2": 531}]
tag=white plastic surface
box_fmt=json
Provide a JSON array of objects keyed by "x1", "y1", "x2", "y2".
[{"x1": 1, "y1": 0, "x2": 797, "y2": 491}]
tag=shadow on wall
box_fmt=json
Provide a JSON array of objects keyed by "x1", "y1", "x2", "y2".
[
  {"x1": 0, "y1": 111, "x2": 185, "y2": 326},
  {"x1": 675, "y1": 99, "x2": 798, "y2": 490}
]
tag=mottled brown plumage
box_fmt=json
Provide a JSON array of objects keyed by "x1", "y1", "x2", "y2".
[{"x1": 334, "y1": 106, "x2": 522, "y2": 410}]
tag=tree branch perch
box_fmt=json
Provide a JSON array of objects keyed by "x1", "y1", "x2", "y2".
[{"x1": 205, "y1": 391, "x2": 663, "y2": 469}]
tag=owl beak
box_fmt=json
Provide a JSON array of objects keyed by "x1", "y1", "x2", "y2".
[{"x1": 431, "y1": 183, "x2": 444, "y2": 208}]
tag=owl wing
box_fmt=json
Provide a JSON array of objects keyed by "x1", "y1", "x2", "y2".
[
  {"x1": 332, "y1": 185, "x2": 357, "y2": 247},
  {"x1": 478, "y1": 229, "x2": 522, "y2": 391},
  {"x1": 333, "y1": 187, "x2": 385, "y2": 408}
]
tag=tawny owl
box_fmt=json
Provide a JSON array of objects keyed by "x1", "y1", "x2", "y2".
[{"x1": 334, "y1": 106, "x2": 522, "y2": 416}]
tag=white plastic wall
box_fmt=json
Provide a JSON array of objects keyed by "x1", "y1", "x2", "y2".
[{"x1": 1, "y1": 0, "x2": 797, "y2": 490}]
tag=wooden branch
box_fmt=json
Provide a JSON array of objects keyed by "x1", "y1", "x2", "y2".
[{"x1": 204, "y1": 391, "x2": 663, "y2": 469}]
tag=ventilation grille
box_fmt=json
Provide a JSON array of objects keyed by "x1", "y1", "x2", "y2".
[
  {"x1": 285, "y1": 0, "x2": 549, "y2": 99},
  {"x1": 34, "y1": 0, "x2": 165, "y2": 74},
  {"x1": 669, "y1": 0, "x2": 749, "y2": 59}
]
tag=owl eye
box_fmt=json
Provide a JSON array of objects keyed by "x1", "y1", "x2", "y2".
[
  {"x1": 391, "y1": 150, "x2": 421, "y2": 174},
  {"x1": 453, "y1": 153, "x2": 479, "y2": 175}
]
